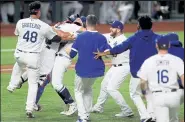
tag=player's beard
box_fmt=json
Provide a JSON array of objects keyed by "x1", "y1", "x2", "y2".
[{"x1": 110, "y1": 31, "x2": 117, "y2": 37}]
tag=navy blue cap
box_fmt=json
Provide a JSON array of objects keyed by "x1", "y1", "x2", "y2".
[
  {"x1": 111, "y1": 20, "x2": 124, "y2": 30},
  {"x1": 80, "y1": 16, "x2": 86, "y2": 23},
  {"x1": 165, "y1": 32, "x2": 179, "y2": 41},
  {"x1": 156, "y1": 36, "x2": 170, "y2": 49}
]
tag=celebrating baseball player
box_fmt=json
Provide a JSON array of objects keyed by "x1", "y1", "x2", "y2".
[
  {"x1": 167, "y1": 33, "x2": 184, "y2": 105},
  {"x1": 94, "y1": 15, "x2": 162, "y2": 122},
  {"x1": 6, "y1": 1, "x2": 74, "y2": 118},
  {"x1": 51, "y1": 15, "x2": 86, "y2": 115},
  {"x1": 13, "y1": 14, "x2": 86, "y2": 115},
  {"x1": 91, "y1": 20, "x2": 134, "y2": 117},
  {"x1": 69, "y1": 14, "x2": 111, "y2": 122},
  {"x1": 138, "y1": 35, "x2": 184, "y2": 122}
]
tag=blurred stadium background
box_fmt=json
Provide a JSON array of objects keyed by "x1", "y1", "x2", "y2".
[
  {"x1": 1, "y1": 1, "x2": 184, "y2": 122},
  {"x1": 0, "y1": 1, "x2": 184, "y2": 24}
]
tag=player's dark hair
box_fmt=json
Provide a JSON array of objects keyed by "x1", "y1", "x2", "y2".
[
  {"x1": 138, "y1": 15, "x2": 153, "y2": 30},
  {"x1": 29, "y1": 1, "x2": 41, "y2": 15},
  {"x1": 86, "y1": 14, "x2": 97, "y2": 27}
]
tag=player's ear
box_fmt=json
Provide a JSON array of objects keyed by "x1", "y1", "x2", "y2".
[{"x1": 156, "y1": 43, "x2": 159, "y2": 50}]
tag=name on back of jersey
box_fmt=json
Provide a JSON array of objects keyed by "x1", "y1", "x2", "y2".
[
  {"x1": 156, "y1": 60, "x2": 169, "y2": 66},
  {"x1": 22, "y1": 23, "x2": 41, "y2": 30}
]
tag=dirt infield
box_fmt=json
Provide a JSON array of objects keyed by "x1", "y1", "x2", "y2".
[
  {"x1": 1, "y1": 21, "x2": 184, "y2": 74},
  {"x1": 1, "y1": 21, "x2": 184, "y2": 36}
]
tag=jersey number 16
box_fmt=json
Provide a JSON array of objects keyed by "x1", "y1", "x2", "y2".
[
  {"x1": 23, "y1": 31, "x2": 38, "y2": 43},
  {"x1": 157, "y1": 70, "x2": 169, "y2": 84}
]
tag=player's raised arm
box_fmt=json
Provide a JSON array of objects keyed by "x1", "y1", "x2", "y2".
[{"x1": 51, "y1": 26, "x2": 75, "y2": 41}]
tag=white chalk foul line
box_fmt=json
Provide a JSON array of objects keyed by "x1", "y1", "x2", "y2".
[{"x1": 1, "y1": 49, "x2": 15, "y2": 52}]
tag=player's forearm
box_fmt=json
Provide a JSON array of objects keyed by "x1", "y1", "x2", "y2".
[
  {"x1": 52, "y1": 26, "x2": 75, "y2": 41},
  {"x1": 110, "y1": 41, "x2": 130, "y2": 55},
  {"x1": 140, "y1": 79, "x2": 147, "y2": 94}
]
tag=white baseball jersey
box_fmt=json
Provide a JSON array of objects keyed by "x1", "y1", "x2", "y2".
[
  {"x1": 14, "y1": 17, "x2": 56, "y2": 52},
  {"x1": 55, "y1": 23, "x2": 82, "y2": 57},
  {"x1": 138, "y1": 53, "x2": 184, "y2": 92},
  {"x1": 103, "y1": 33, "x2": 130, "y2": 65}
]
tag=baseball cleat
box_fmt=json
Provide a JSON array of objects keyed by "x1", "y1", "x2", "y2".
[
  {"x1": 76, "y1": 119, "x2": 88, "y2": 122},
  {"x1": 7, "y1": 86, "x2": 15, "y2": 93},
  {"x1": 26, "y1": 112, "x2": 35, "y2": 118},
  {"x1": 60, "y1": 104, "x2": 69, "y2": 115},
  {"x1": 151, "y1": 118, "x2": 156, "y2": 122},
  {"x1": 65, "y1": 102, "x2": 77, "y2": 116},
  {"x1": 60, "y1": 111, "x2": 67, "y2": 115},
  {"x1": 141, "y1": 118, "x2": 152, "y2": 122},
  {"x1": 115, "y1": 112, "x2": 134, "y2": 118},
  {"x1": 91, "y1": 106, "x2": 103, "y2": 113},
  {"x1": 16, "y1": 83, "x2": 22, "y2": 89},
  {"x1": 33, "y1": 104, "x2": 42, "y2": 111}
]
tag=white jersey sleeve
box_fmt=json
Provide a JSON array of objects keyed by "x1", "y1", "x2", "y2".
[
  {"x1": 44, "y1": 25, "x2": 57, "y2": 40},
  {"x1": 175, "y1": 57, "x2": 184, "y2": 76},
  {"x1": 137, "y1": 60, "x2": 150, "y2": 81}
]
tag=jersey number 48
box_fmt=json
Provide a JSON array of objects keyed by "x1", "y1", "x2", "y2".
[
  {"x1": 157, "y1": 70, "x2": 169, "y2": 84},
  {"x1": 23, "y1": 31, "x2": 38, "y2": 43}
]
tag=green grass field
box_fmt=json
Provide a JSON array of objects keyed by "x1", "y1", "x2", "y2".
[{"x1": 1, "y1": 31, "x2": 184, "y2": 122}]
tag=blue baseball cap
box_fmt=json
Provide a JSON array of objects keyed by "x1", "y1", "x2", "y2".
[
  {"x1": 156, "y1": 35, "x2": 170, "y2": 49},
  {"x1": 111, "y1": 20, "x2": 124, "y2": 30},
  {"x1": 165, "y1": 32, "x2": 179, "y2": 41},
  {"x1": 80, "y1": 16, "x2": 86, "y2": 23}
]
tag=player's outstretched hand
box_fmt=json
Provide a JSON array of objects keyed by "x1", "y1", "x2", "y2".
[{"x1": 93, "y1": 49, "x2": 108, "y2": 59}]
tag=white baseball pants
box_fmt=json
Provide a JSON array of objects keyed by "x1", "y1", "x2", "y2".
[
  {"x1": 74, "y1": 74, "x2": 96, "y2": 120},
  {"x1": 129, "y1": 76, "x2": 151, "y2": 120},
  {"x1": 51, "y1": 55, "x2": 72, "y2": 91},
  {"x1": 152, "y1": 90, "x2": 181, "y2": 122},
  {"x1": 17, "y1": 46, "x2": 57, "y2": 84},
  {"x1": 95, "y1": 64, "x2": 133, "y2": 114},
  {"x1": 9, "y1": 51, "x2": 40, "y2": 112}
]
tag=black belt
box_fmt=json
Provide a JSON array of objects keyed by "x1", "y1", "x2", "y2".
[
  {"x1": 46, "y1": 45, "x2": 51, "y2": 49},
  {"x1": 17, "y1": 49, "x2": 38, "y2": 54},
  {"x1": 113, "y1": 64, "x2": 123, "y2": 67},
  {"x1": 152, "y1": 89, "x2": 177, "y2": 93}
]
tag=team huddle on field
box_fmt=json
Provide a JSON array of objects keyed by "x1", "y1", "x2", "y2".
[{"x1": 6, "y1": 1, "x2": 184, "y2": 122}]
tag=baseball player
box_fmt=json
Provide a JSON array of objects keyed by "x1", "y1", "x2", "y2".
[
  {"x1": 138, "y1": 36, "x2": 184, "y2": 122},
  {"x1": 69, "y1": 14, "x2": 111, "y2": 122},
  {"x1": 94, "y1": 15, "x2": 161, "y2": 122},
  {"x1": 15, "y1": 15, "x2": 86, "y2": 114},
  {"x1": 6, "y1": 1, "x2": 74, "y2": 118},
  {"x1": 91, "y1": 20, "x2": 134, "y2": 117},
  {"x1": 167, "y1": 33, "x2": 184, "y2": 105},
  {"x1": 51, "y1": 16, "x2": 86, "y2": 115}
]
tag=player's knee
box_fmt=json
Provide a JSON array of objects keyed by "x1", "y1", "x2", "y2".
[
  {"x1": 107, "y1": 86, "x2": 117, "y2": 93},
  {"x1": 52, "y1": 83, "x2": 64, "y2": 92},
  {"x1": 100, "y1": 82, "x2": 108, "y2": 91},
  {"x1": 84, "y1": 87, "x2": 92, "y2": 94}
]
